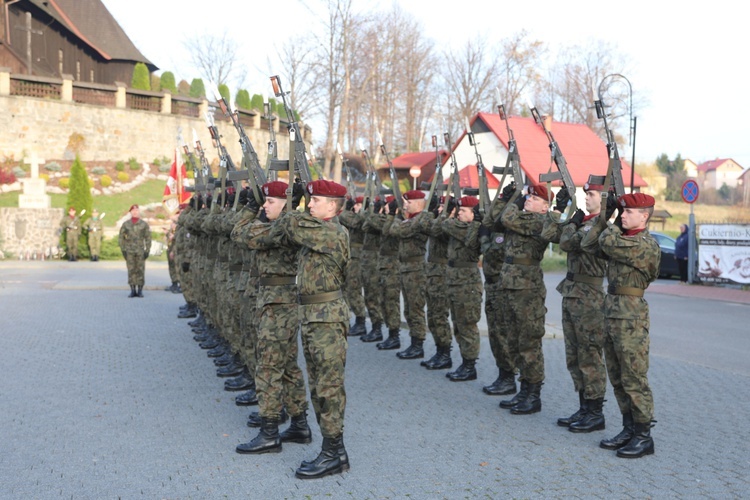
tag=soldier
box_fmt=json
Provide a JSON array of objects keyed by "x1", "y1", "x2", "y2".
[
  {"x1": 59, "y1": 206, "x2": 81, "y2": 261},
  {"x1": 164, "y1": 216, "x2": 181, "y2": 292},
  {"x1": 581, "y1": 192, "x2": 660, "y2": 458},
  {"x1": 254, "y1": 179, "x2": 350, "y2": 479},
  {"x1": 440, "y1": 196, "x2": 483, "y2": 381},
  {"x1": 542, "y1": 180, "x2": 610, "y2": 432},
  {"x1": 118, "y1": 204, "x2": 151, "y2": 298},
  {"x1": 387, "y1": 190, "x2": 429, "y2": 359},
  {"x1": 497, "y1": 184, "x2": 550, "y2": 414},
  {"x1": 83, "y1": 208, "x2": 104, "y2": 261},
  {"x1": 339, "y1": 195, "x2": 367, "y2": 336},
  {"x1": 358, "y1": 196, "x2": 385, "y2": 342},
  {"x1": 236, "y1": 181, "x2": 310, "y2": 455}
]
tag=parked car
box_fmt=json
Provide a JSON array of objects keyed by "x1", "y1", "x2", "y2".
[{"x1": 650, "y1": 231, "x2": 680, "y2": 279}]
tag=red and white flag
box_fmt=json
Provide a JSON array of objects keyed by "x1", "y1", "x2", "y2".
[{"x1": 163, "y1": 147, "x2": 191, "y2": 213}]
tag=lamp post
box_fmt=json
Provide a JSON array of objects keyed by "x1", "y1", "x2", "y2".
[{"x1": 597, "y1": 74, "x2": 637, "y2": 192}]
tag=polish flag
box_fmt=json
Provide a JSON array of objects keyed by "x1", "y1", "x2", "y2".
[{"x1": 163, "y1": 147, "x2": 190, "y2": 213}]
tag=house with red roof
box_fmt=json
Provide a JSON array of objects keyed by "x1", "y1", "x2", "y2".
[{"x1": 686, "y1": 158, "x2": 744, "y2": 190}]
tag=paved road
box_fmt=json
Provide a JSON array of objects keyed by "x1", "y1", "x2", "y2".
[{"x1": 1, "y1": 261, "x2": 748, "y2": 499}]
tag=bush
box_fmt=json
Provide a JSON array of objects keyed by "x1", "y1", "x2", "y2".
[
  {"x1": 59, "y1": 177, "x2": 70, "y2": 189},
  {"x1": 40, "y1": 173, "x2": 49, "y2": 182},
  {"x1": 91, "y1": 166, "x2": 107, "y2": 175},
  {"x1": 160, "y1": 71, "x2": 177, "y2": 94},
  {"x1": 189, "y1": 78, "x2": 205, "y2": 98},
  {"x1": 128, "y1": 158, "x2": 140, "y2": 171},
  {"x1": 12, "y1": 166, "x2": 26, "y2": 178},
  {"x1": 158, "y1": 164, "x2": 170, "y2": 172},
  {"x1": 100, "y1": 174, "x2": 112, "y2": 187},
  {"x1": 131, "y1": 62, "x2": 151, "y2": 90},
  {"x1": 235, "y1": 89, "x2": 251, "y2": 110},
  {"x1": 150, "y1": 74, "x2": 160, "y2": 92},
  {"x1": 250, "y1": 94, "x2": 264, "y2": 111},
  {"x1": 44, "y1": 162, "x2": 62, "y2": 171},
  {"x1": 66, "y1": 155, "x2": 93, "y2": 220},
  {"x1": 117, "y1": 172, "x2": 129, "y2": 182},
  {"x1": 0, "y1": 168, "x2": 16, "y2": 184},
  {"x1": 177, "y1": 79, "x2": 190, "y2": 96},
  {"x1": 218, "y1": 83, "x2": 230, "y2": 103},
  {"x1": 88, "y1": 178, "x2": 95, "y2": 187},
  {"x1": 115, "y1": 161, "x2": 125, "y2": 172}
]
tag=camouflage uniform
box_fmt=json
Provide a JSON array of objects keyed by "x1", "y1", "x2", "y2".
[
  {"x1": 165, "y1": 222, "x2": 178, "y2": 285},
  {"x1": 118, "y1": 216, "x2": 151, "y2": 286},
  {"x1": 424, "y1": 213, "x2": 452, "y2": 348},
  {"x1": 175, "y1": 207, "x2": 194, "y2": 305},
  {"x1": 60, "y1": 213, "x2": 80, "y2": 260},
  {"x1": 359, "y1": 209, "x2": 384, "y2": 330},
  {"x1": 366, "y1": 211, "x2": 402, "y2": 333},
  {"x1": 339, "y1": 209, "x2": 367, "y2": 320},
  {"x1": 230, "y1": 207, "x2": 260, "y2": 378},
  {"x1": 83, "y1": 216, "x2": 103, "y2": 260}
]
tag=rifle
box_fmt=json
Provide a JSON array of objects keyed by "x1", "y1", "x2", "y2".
[
  {"x1": 204, "y1": 111, "x2": 238, "y2": 209},
  {"x1": 337, "y1": 143, "x2": 356, "y2": 200},
  {"x1": 464, "y1": 116, "x2": 490, "y2": 216},
  {"x1": 491, "y1": 102, "x2": 524, "y2": 209},
  {"x1": 592, "y1": 93, "x2": 626, "y2": 223},
  {"x1": 359, "y1": 139, "x2": 383, "y2": 214},
  {"x1": 376, "y1": 127, "x2": 403, "y2": 211},
  {"x1": 209, "y1": 84, "x2": 265, "y2": 210},
  {"x1": 192, "y1": 128, "x2": 214, "y2": 199},
  {"x1": 441, "y1": 131, "x2": 462, "y2": 213},
  {"x1": 263, "y1": 96, "x2": 278, "y2": 181},
  {"x1": 270, "y1": 75, "x2": 313, "y2": 211},
  {"x1": 178, "y1": 129, "x2": 199, "y2": 193},
  {"x1": 530, "y1": 103, "x2": 577, "y2": 222},
  {"x1": 425, "y1": 135, "x2": 445, "y2": 205}
]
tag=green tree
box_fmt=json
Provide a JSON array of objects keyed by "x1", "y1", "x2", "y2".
[
  {"x1": 218, "y1": 83, "x2": 230, "y2": 103},
  {"x1": 235, "y1": 89, "x2": 251, "y2": 109},
  {"x1": 131, "y1": 62, "x2": 151, "y2": 90},
  {"x1": 160, "y1": 71, "x2": 177, "y2": 93},
  {"x1": 718, "y1": 183, "x2": 731, "y2": 202},
  {"x1": 66, "y1": 156, "x2": 94, "y2": 254},
  {"x1": 657, "y1": 153, "x2": 687, "y2": 201},
  {"x1": 177, "y1": 79, "x2": 191, "y2": 96},
  {"x1": 150, "y1": 73, "x2": 160, "y2": 92},
  {"x1": 250, "y1": 93, "x2": 264, "y2": 111},
  {"x1": 189, "y1": 78, "x2": 206, "y2": 98}
]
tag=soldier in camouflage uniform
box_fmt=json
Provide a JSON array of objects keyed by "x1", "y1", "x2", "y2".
[
  {"x1": 60, "y1": 206, "x2": 81, "y2": 261},
  {"x1": 440, "y1": 196, "x2": 483, "y2": 381},
  {"x1": 387, "y1": 190, "x2": 430, "y2": 359},
  {"x1": 118, "y1": 204, "x2": 151, "y2": 298},
  {"x1": 581, "y1": 192, "x2": 660, "y2": 459},
  {"x1": 497, "y1": 185, "x2": 550, "y2": 414},
  {"x1": 253, "y1": 179, "x2": 350, "y2": 479},
  {"x1": 165, "y1": 217, "x2": 180, "y2": 292},
  {"x1": 175, "y1": 202, "x2": 198, "y2": 319},
  {"x1": 542, "y1": 180, "x2": 609, "y2": 432},
  {"x1": 339, "y1": 196, "x2": 368, "y2": 336},
  {"x1": 83, "y1": 209, "x2": 104, "y2": 261},
  {"x1": 236, "y1": 181, "x2": 310, "y2": 455},
  {"x1": 358, "y1": 198, "x2": 386, "y2": 342}
]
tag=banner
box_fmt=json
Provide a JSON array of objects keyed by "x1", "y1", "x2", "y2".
[
  {"x1": 697, "y1": 224, "x2": 750, "y2": 284},
  {"x1": 163, "y1": 148, "x2": 191, "y2": 213}
]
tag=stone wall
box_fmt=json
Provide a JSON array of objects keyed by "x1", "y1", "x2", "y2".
[{"x1": 0, "y1": 207, "x2": 63, "y2": 259}]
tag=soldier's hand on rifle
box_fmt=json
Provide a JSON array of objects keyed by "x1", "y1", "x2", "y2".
[
  {"x1": 345, "y1": 198, "x2": 355, "y2": 211},
  {"x1": 292, "y1": 182, "x2": 305, "y2": 208},
  {"x1": 247, "y1": 191, "x2": 262, "y2": 213},
  {"x1": 428, "y1": 195, "x2": 439, "y2": 213},
  {"x1": 555, "y1": 187, "x2": 571, "y2": 213},
  {"x1": 472, "y1": 204, "x2": 481, "y2": 221},
  {"x1": 569, "y1": 208, "x2": 585, "y2": 227},
  {"x1": 478, "y1": 224, "x2": 491, "y2": 239},
  {"x1": 501, "y1": 182, "x2": 516, "y2": 200},
  {"x1": 513, "y1": 194, "x2": 526, "y2": 210},
  {"x1": 605, "y1": 190, "x2": 619, "y2": 219},
  {"x1": 387, "y1": 199, "x2": 398, "y2": 216},
  {"x1": 613, "y1": 213, "x2": 623, "y2": 231}
]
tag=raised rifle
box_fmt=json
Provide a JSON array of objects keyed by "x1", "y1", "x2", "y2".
[
  {"x1": 592, "y1": 93, "x2": 626, "y2": 225},
  {"x1": 210, "y1": 85, "x2": 265, "y2": 210},
  {"x1": 263, "y1": 96, "x2": 278, "y2": 181},
  {"x1": 270, "y1": 75, "x2": 313, "y2": 210},
  {"x1": 359, "y1": 139, "x2": 383, "y2": 214},
  {"x1": 376, "y1": 127, "x2": 403, "y2": 211},
  {"x1": 178, "y1": 129, "x2": 199, "y2": 193},
  {"x1": 530, "y1": 103, "x2": 577, "y2": 222},
  {"x1": 465, "y1": 116, "x2": 491, "y2": 216},
  {"x1": 337, "y1": 143, "x2": 356, "y2": 200},
  {"x1": 491, "y1": 102, "x2": 524, "y2": 208},
  {"x1": 425, "y1": 134, "x2": 445, "y2": 204},
  {"x1": 204, "y1": 111, "x2": 238, "y2": 209},
  {"x1": 192, "y1": 127, "x2": 215, "y2": 199},
  {"x1": 441, "y1": 131, "x2": 462, "y2": 213}
]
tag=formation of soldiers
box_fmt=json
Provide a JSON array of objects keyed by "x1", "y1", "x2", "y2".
[
  {"x1": 170, "y1": 172, "x2": 661, "y2": 482},
  {"x1": 58, "y1": 206, "x2": 105, "y2": 261}
]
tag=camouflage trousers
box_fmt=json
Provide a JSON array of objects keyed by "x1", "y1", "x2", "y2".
[
  {"x1": 379, "y1": 259, "x2": 402, "y2": 330},
  {"x1": 562, "y1": 296, "x2": 607, "y2": 399},
  {"x1": 504, "y1": 287, "x2": 547, "y2": 384},
  {"x1": 485, "y1": 279, "x2": 514, "y2": 373},
  {"x1": 124, "y1": 252, "x2": 146, "y2": 286},
  {"x1": 255, "y1": 302, "x2": 308, "y2": 421},
  {"x1": 604, "y1": 316, "x2": 654, "y2": 424},
  {"x1": 360, "y1": 251, "x2": 383, "y2": 324},
  {"x1": 300, "y1": 316, "x2": 348, "y2": 438},
  {"x1": 344, "y1": 256, "x2": 367, "y2": 318},
  {"x1": 66, "y1": 231, "x2": 79, "y2": 258},
  {"x1": 239, "y1": 280, "x2": 259, "y2": 374},
  {"x1": 447, "y1": 279, "x2": 482, "y2": 360},
  {"x1": 425, "y1": 267, "x2": 451, "y2": 347},
  {"x1": 222, "y1": 281, "x2": 242, "y2": 353},
  {"x1": 178, "y1": 260, "x2": 194, "y2": 304},
  {"x1": 168, "y1": 254, "x2": 178, "y2": 283},
  {"x1": 400, "y1": 269, "x2": 426, "y2": 340},
  {"x1": 88, "y1": 235, "x2": 102, "y2": 257}
]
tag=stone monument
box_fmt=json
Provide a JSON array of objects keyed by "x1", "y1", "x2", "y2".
[{"x1": 18, "y1": 153, "x2": 51, "y2": 208}]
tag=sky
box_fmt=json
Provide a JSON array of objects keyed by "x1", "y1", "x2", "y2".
[{"x1": 100, "y1": 0, "x2": 750, "y2": 170}]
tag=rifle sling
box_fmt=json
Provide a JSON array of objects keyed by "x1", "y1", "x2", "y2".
[
  {"x1": 299, "y1": 290, "x2": 343, "y2": 305},
  {"x1": 607, "y1": 285, "x2": 644, "y2": 297},
  {"x1": 566, "y1": 272, "x2": 604, "y2": 286}
]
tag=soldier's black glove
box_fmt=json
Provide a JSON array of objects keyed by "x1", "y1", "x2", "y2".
[
  {"x1": 613, "y1": 213, "x2": 623, "y2": 231},
  {"x1": 237, "y1": 188, "x2": 249, "y2": 207},
  {"x1": 387, "y1": 199, "x2": 398, "y2": 216},
  {"x1": 292, "y1": 182, "x2": 305, "y2": 208},
  {"x1": 472, "y1": 204, "x2": 482, "y2": 221},
  {"x1": 555, "y1": 187, "x2": 571, "y2": 213},
  {"x1": 446, "y1": 197, "x2": 457, "y2": 215},
  {"x1": 428, "y1": 195, "x2": 439, "y2": 212},
  {"x1": 246, "y1": 190, "x2": 262, "y2": 213},
  {"x1": 143, "y1": 250, "x2": 149, "y2": 259},
  {"x1": 605, "y1": 190, "x2": 618, "y2": 219},
  {"x1": 501, "y1": 182, "x2": 516, "y2": 200},
  {"x1": 478, "y1": 224, "x2": 491, "y2": 239},
  {"x1": 181, "y1": 262, "x2": 190, "y2": 272},
  {"x1": 492, "y1": 218, "x2": 505, "y2": 233},
  {"x1": 374, "y1": 200, "x2": 385, "y2": 213},
  {"x1": 569, "y1": 208, "x2": 585, "y2": 227},
  {"x1": 345, "y1": 198, "x2": 355, "y2": 211},
  {"x1": 258, "y1": 209, "x2": 270, "y2": 223},
  {"x1": 513, "y1": 194, "x2": 526, "y2": 210}
]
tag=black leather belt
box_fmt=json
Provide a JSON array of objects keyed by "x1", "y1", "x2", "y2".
[
  {"x1": 566, "y1": 271, "x2": 604, "y2": 286},
  {"x1": 259, "y1": 276, "x2": 297, "y2": 286},
  {"x1": 607, "y1": 284, "x2": 644, "y2": 297},
  {"x1": 448, "y1": 259, "x2": 477, "y2": 269},
  {"x1": 299, "y1": 290, "x2": 343, "y2": 305},
  {"x1": 505, "y1": 256, "x2": 540, "y2": 266}
]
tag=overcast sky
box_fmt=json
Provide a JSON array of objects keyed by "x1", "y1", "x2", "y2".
[{"x1": 100, "y1": 0, "x2": 750, "y2": 170}]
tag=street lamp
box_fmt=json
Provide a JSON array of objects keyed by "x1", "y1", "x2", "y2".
[{"x1": 597, "y1": 74, "x2": 637, "y2": 193}]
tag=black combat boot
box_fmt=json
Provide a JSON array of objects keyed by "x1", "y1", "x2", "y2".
[
  {"x1": 569, "y1": 397, "x2": 606, "y2": 433},
  {"x1": 216, "y1": 356, "x2": 246, "y2": 377},
  {"x1": 347, "y1": 316, "x2": 367, "y2": 336},
  {"x1": 295, "y1": 436, "x2": 350, "y2": 479},
  {"x1": 447, "y1": 358, "x2": 477, "y2": 381},
  {"x1": 136, "y1": 285, "x2": 144, "y2": 297},
  {"x1": 199, "y1": 335, "x2": 222, "y2": 350},
  {"x1": 224, "y1": 370, "x2": 255, "y2": 391},
  {"x1": 425, "y1": 345, "x2": 453, "y2": 370},
  {"x1": 500, "y1": 380, "x2": 529, "y2": 409},
  {"x1": 360, "y1": 322, "x2": 383, "y2": 342},
  {"x1": 213, "y1": 351, "x2": 235, "y2": 367},
  {"x1": 482, "y1": 369, "x2": 517, "y2": 395},
  {"x1": 128, "y1": 285, "x2": 137, "y2": 298},
  {"x1": 236, "y1": 418, "x2": 282, "y2": 454},
  {"x1": 187, "y1": 312, "x2": 205, "y2": 328},
  {"x1": 376, "y1": 329, "x2": 401, "y2": 350},
  {"x1": 600, "y1": 412, "x2": 635, "y2": 450},
  {"x1": 511, "y1": 382, "x2": 542, "y2": 414},
  {"x1": 557, "y1": 391, "x2": 587, "y2": 427},
  {"x1": 178, "y1": 303, "x2": 197, "y2": 318},
  {"x1": 280, "y1": 411, "x2": 313, "y2": 444},
  {"x1": 396, "y1": 337, "x2": 424, "y2": 359},
  {"x1": 616, "y1": 422, "x2": 654, "y2": 458},
  {"x1": 235, "y1": 388, "x2": 258, "y2": 406},
  {"x1": 248, "y1": 408, "x2": 287, "y2": 427},
  {"x1": 172, "y1": 282, "x2": 182, "y2": 294}
]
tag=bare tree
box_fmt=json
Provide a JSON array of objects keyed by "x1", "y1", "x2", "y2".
[
  {"x1": 182, "y1": 32, "x2": 246, "y2": 89},
  {"x1": 276, "y1": 34, "x2": 323, "y2": 121},
  {"x1": 497, "y1": 30, "x2": 546, "y2": 116}
]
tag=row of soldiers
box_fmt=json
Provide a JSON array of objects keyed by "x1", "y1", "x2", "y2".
[{"x1": 59, "y1": 206, "x2": 105, "y2": 261}]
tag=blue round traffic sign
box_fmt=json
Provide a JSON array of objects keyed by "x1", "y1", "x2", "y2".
[{"x1": 681, "y1": 179, "x2": 699, "y2": 204}]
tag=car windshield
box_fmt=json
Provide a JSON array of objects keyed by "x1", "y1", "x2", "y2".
[{"x1": 652, "y1": 232, "x2": 675, "y2": 251}]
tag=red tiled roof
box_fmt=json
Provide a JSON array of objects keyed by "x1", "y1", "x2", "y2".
[
  {"x1": 441, "y1": 165, "x2": 500, "y2": 189},
  {"x1": 475, "y1": 112, "x2": 647, "y2": 188},
  {"x1": 383, "y1": 150, "x2": 450, "y2": 170},
  {"x1": 697, "y1": 159, "x2": 730, "y2": 173}
]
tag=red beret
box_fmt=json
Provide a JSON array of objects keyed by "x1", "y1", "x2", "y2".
[
  {"x1": 263, "y1": 181, "x2": 288, "y2": 199},
  {"x1": 527, "y1": 184, "x2": 549, "y2": 200},
  {"x1": 385, "y1": 195, "x2": 395, "y2": 204},
  {"x1": 129, "y1": 204, "x2": 139, "y2": 211},
  {"x1": 618, "y1": 193, "x2": 655, "y2": 209},
  {"x1": 584, "y1": 175, "x2": 605, "y2": 192},
  {"x1": 307, "y1": 180, "x2": 347, "y2": 198},
  {"x1": 355, "y1": 196, "x2": 364, "y2": 204},
  {"x1": 458, "y1": 196, "x2": 479, "y2": 208},
  {"x1": 403, "y1": 190, "x2": 425, "y2": 200}
]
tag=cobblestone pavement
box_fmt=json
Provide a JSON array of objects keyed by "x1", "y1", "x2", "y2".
[{"x1": 1, "y1": 261, "x2": 748, "y2": 499}]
